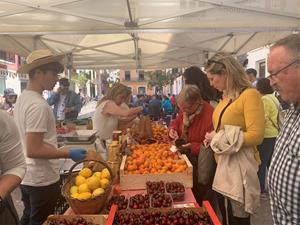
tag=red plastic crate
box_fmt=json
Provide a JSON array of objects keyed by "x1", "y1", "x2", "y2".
[{"x1": 106, "y1": 200, "x2": 221, "y2": 225}]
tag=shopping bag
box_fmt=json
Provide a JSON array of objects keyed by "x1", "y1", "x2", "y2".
[{"x1": 197, "y1": 145, "x2": 216, "y2": 185}]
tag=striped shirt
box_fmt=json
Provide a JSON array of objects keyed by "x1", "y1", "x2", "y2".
[{"x1": 268, "y1": 105, "x2": 300, "y2": 225}]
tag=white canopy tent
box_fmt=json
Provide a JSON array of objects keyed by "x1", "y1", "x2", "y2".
[{"x1": 0, "y1": 0, "x2": 299, "y2": 70}]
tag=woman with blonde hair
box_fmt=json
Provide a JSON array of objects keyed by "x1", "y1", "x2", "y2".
[
  {"x1": 203, "y1": 52, "x2": 265, "y2": 225},
  {"x1": 93, "y1": 83, "x2": 142, "y2": 160}
]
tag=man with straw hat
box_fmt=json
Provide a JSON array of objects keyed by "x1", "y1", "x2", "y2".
[{"x1": 14, "y1": 49, "x2": 87, "y2": 225}]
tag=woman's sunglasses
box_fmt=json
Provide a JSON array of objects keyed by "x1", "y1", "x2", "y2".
[{"x1": 206, "y1": 59, "x2": 226, "y2": 68}]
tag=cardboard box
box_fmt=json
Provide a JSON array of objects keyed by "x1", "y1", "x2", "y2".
[{"x1": 43, "y1": 215, "x2": 107, "y2": 225}]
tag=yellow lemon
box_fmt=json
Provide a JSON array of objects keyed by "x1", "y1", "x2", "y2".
[
  {"x1": 93, "y1": 171, "x2": 102, "y2": 179},
  {"x1": 76, "y1": 192, "x2": 92, "y2": 200},
  {"x1": 75, "y1": 175, "x2": 86, "y2": 186},
  {"x1": 99, "y1": 178, "x2": 110, "y2": 189},
  {"x1": 78, "y1": 183, "x2": 90, "y2": 194},
  {"x1": 92, "y1": 188, "x2": 105, "y2": 198},
  {"x1": 71, "y1": 193, "x2": 79, "y2": 199},
  {"x1": 86, "y1": 176, "x2": 100, "y2": 190},
  {"x1": 101, "y1": 168, "x2": 111, "y2": 179},
  {"x1": 70, "y1": 185, "x2": 78, "y2": 195},
  {"x1": 79, "y1": 168, "x2": 92, "y2": 178}
]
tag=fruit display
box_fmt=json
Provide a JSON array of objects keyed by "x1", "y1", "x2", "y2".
[
  {"x1": 166, "y1": 182, "x2": 185, "y2": 201},
  {"x1": 112, "y1": 209, "x2": 213, "y2": 225},
  {"x1": 151, "y1": 193, "x2": 173, "y2": 208},
  {"x1": 128, "y1": 194, "x2": 150, "y2": 209},
  {"x1": 69, "y1": 167, "x2": 111, "y2": 201},
  {"x1": 106, "y1": 195, "x2": 128, "y2": 211},
  {"x1": 146, "y1": 181, "x2": 165, "y2": 194},
  {"x1": 152, "y1": 124, "x2": 170, "y2": 143},
  {"x1": 125, "y1": 143, "x2": 187, "y2": 175},
  {"x1": 45, "y1": 216, "x2": 100, "y2": 225}
]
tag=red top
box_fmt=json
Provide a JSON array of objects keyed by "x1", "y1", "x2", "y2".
[
  {"x1": 170, "y1": 101, "x2": 214, "y2": 156},
  {"x1": 170, "y1": 96, "x2": 176, "y2": 105}
]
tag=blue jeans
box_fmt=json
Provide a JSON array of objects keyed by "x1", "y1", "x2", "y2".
[
  {"x1": 257, "y1": 137, "x2": 276, "y2": 193},
  {"x1": 20, "y1": 181, "x2": 60, "y2": 225}
]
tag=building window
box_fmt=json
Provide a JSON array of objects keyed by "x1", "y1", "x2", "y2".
[
  {"x1": 7, "y1": 53, "x2": 15, "y2": 63},
  {"x1": 0, "y1": 51, "x2": 6, "y2": 61},
  {"x1": 125, "y1": 71, "x2": 131, "y2": 81},
  {"x1": 258, "y1": 61, "x2": 266, "y2": 78},
  {"x1": 138, "y1": 70, "x2": 144, "y2": 81},
  {"x1": 138, "y1": 86, "x2": 146, "y2": 94},
  {"x1": 0, "y1": 51, "x2": 15, "y2": 63}
]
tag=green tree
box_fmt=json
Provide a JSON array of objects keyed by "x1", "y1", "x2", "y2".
[
  {"x1": 146, "y1": 70, "x2": 168, "y2": 93},
  {"x1": 70, "y1": 72, "x2": 88, "y2": 89}
]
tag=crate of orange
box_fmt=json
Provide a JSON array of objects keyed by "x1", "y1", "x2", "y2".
[{"x1": 119, "y1": 143, "x2": 193, "y2": 190}]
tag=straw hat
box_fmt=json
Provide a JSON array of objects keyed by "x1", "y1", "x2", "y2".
[{"x1": 17, "y1": 49, "x2": 64, "y2": 74}]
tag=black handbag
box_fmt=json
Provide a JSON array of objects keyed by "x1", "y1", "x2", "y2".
[{"x1": 197, "y1": 99, "x2": 232, "y2": 185}]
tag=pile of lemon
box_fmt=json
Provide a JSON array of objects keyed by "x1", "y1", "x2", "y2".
[{"x1": 70, "y1": 167, "x2": 111, "y2": 200}]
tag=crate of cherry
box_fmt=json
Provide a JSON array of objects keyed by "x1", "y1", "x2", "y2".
[
  {"x1": 151, "y1": 193, "x2": 173, "y2": 208},
  {"x1": 166, "y1": 182, "x2": 185, "y2": 202},
  {"x1": 105, "y1": 201, "x2": 221, "y2": 225},
  {"x1": 146, "y1": 181, "x2": 165, "y2": 194},
  {"x1": 106, "y1": 194, "x2": 151, "y2": 211},
  {"x1": 146, "y1": 181, "x2": 185, "y2": 202},
  {"x1": 129, "y1": 194, "x2": 150, "y2": 209},
  {"x1": 106, "y1": 195, "x2": 128, "y2": 212}
]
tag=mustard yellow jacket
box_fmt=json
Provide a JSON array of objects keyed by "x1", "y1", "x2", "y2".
[{"x1": 212, "y1": 89, "x2": 265, "y2": 162}]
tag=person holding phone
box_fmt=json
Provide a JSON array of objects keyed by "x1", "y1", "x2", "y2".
[{"x1": 168, "y1": 85, "x2": 214, "y2": 205}]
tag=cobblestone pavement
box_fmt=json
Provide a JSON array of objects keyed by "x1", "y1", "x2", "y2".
[{"x1": 12, "y1": 187, "x2": 274, "y2": 225}]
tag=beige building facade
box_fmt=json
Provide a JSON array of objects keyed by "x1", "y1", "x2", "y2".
[{"x1": 119, "y1": 69, "x2": 155, "y2": 95}]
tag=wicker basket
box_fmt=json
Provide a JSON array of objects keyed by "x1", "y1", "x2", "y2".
[{"x1": 62, "y1": 159, "x2": 114, "y2": 214}]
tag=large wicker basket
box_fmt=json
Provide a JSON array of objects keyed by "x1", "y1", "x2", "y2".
[{"x1": 62, "y1": 159, "x2": 114, "y2": 214}]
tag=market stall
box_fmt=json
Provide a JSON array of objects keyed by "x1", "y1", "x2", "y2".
[{"x1": 43, "y1": 120, "x2": 222, "y2": 225}]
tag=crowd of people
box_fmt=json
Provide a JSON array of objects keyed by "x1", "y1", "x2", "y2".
[{"x1": 0, "y1": 34, "x2": 299, "y2": 225}]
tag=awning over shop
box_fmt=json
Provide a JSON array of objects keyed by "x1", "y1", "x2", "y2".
[{"x1": 0, "y1": 0, "x2": 299, "y2": 69}]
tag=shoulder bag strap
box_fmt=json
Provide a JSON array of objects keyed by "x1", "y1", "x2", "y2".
[{"x1": 216, "y1": 99, "x2": 232, "y2": 132}]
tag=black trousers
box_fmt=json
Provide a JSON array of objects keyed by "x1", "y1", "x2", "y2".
[
  {"x1": 20, "y1": 181, "x2": 60, "y2": 225},
  {"x1": 0, "y1": 194, "x2": 19, "y2": 225},
  {"x1": 257, "y1": 137, "x2": 276, "y2": 193},
  {"x1": 217, "y1": 193, "x2": 250, "y2": 225}
]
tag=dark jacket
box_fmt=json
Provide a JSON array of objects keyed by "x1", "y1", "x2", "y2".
[
  {"x1": 148, "y1": 98, "x2": 162, "y2": 118},
  {"x1": 47, "y1": 91, "x2": 82, "y2": 121}
]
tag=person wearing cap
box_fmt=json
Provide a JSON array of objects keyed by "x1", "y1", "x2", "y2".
[
  {"x1": 14, "y1": 49, "x2": 87, "y2": 225},
  {"x1": 47, "y1": 77, "x2": 82, "y2": 121},
  {"x1": 0, "y1": 88, "x2": 17, "y2": 115}
]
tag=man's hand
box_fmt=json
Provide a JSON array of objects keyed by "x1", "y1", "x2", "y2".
[{"x1": 69, "y1": 148, "x2": 87, "y2": 162}]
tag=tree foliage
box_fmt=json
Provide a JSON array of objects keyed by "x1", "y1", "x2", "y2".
[
  {"x1": 146, "y1": 70, "x2": 169, "y2": 92},
  {"x1": 70, "y1": 71, "x2": 88, "y2": 88}
]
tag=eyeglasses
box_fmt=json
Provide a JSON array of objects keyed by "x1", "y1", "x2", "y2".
[
  {"x1": 268, "y1": 59, "x2": 300, "y2": 80},
  {"x1": 207, "y1": 59, "x2": 226, "y2": 68}
]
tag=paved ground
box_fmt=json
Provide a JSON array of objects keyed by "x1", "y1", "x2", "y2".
[{"x1": 12, "y1": 187, "x2": 274, "y2": 225}]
